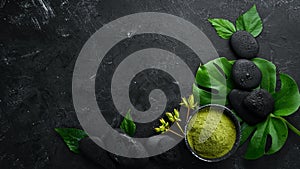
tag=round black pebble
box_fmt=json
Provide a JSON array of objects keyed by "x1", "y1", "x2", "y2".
[
  {"x1": 243, "y1": 89, "x2": 275, "y2": 119},
  {"x1": 232, "y1": 59, "x2": 262, "y2": 89},
  {"x1": 146, "y1": 135, "x2": 181, "y2": 165},
  {"x1": 106, "y1": 133, "x2": 149, "y2": 169},
  {"x1": 228, "y1": 89, "x2": 264, "y2": 125},
  {"x1": 79, "y1": 137, "x2": 117, "y2": 169},
  {"x1": 152, "y1": 146, "x2": 181, "y2": 165},
  {"x1": 230, "y1": 30, "x2": 259, "y2": 59}
]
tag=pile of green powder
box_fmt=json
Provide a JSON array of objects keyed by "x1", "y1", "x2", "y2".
[{"x1": 186, "y1": 107, "x2": 236, "y2": 159}]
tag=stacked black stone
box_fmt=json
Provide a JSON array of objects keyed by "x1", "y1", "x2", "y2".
[{"x1": 229, "y1": 31, "x2": 274, "y2": 125}]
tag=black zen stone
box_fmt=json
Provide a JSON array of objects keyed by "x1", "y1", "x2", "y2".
[
  {"x1": 232, "y1": 59, "x2": 262, "y2": 90},
  {"x1": 230, "y1": 30, "x2": 259, "y2": 59},
  {"x1": 106, "y1": 133, "x2": 149, "y2": 169},
  {"x1": 243, "y1": 89, "x2": 275, "y2": 119},
  {"x1": 79, "y1": 137, "x2": 117, "y2": 169},
  {"x1": 229, "y1": 89, "x2": 264, "y2": 125},
  {"x1": 147, "y1": 135, "x2": 181, "y2": 165},
  {"x1": 152, "y1": 146, "x2": 181, "y2": 165}
]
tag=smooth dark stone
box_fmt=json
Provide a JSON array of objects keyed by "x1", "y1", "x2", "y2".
[
  {"x1": 230, "y1": 30, "x2": 259, "y2": 59},
  {"x1": 145, "y1": 135, "x2": 176, "y2": 153},
  {"x1": 106, "y1": 133, "x2": 149, "y2": 169},
  {"x1": 146, "y1": 135, "x2": 181, "y2": 164},
  {"x1": 79, "y1": 137, "x2": 117, "y2": 169},
  {"x1": 232, "y1": 59, "x2": 262, "y2": 90},
  {"x1": 151, "y1": 146, "x2": 181, "y2": 165},
  {"x1": 243, "y1": 89, "x2": 275, "y2": 119},
  {"x1": 228, "y1": 89, "x2": 264, "y2": 125}
]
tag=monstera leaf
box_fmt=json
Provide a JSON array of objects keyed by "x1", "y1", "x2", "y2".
[
  {"x1": 272, "y1": 74, "x2": 300, "y2": 116},
  {"x1": 252, "y1": 58, "x2": 277, "y2": 94},
  {"x1": 243, "y1": 116, "x2": 288, "y2": 159},
  {"x1": 241, "y1": 73, "x2": 300, "y2": 159},
  {"x1": 193, "y1": 57, "x2": 234, "y2": 105},
  {"x1": 194, "y1": 57, "x2": 300, "y2": 159}
]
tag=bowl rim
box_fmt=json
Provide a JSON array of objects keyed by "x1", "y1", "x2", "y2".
[{"x1": 184, "y1": 104, "x2": 241, "y2": 162}]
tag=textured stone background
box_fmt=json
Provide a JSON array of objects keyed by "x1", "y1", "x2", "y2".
[{"x1": 1, "y1": 0, "x2": 300, "y2": 168}]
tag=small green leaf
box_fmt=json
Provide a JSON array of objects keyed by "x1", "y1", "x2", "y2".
[
  {"x1": 240, "y1": 123, "x2": 256, "y2": 146},
  {"x1": 55, "y1": 128, "x2": 87, "y2": 154},
  {"x1": 244, "y1": 117, "x2": 288, "y2": 159},
  {"x1": 208, "y1": 18, "x2": 236, "y2": 39},
  {"x1": 252, "y1": 58, "x2": 277, "y2": 94},
  {"x1": 236, "y1": 5, "x2": 263, "y2": 37},
  {"x1": 193, "y1": 57, "x2": 234, "y2": 105},
  {"x1": 273, "y1": 73, "x2": 300, "y2": 116},
  {"x1": 120, "y1": 109, "x2": 136, "y2": 137}
]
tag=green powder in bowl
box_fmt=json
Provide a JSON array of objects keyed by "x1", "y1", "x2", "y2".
[{"x1": 185, "y1": 104, "x2": 240, "y2": 162}]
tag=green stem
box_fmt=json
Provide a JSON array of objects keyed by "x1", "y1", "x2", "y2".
[
  {"x1": 176, "y1": 121, "x2": 184, "y2": 135},
  {"x1": 286, "y1": 120, "x2": 300, "y2": 136},
  {"x1": 168, "y1": 129, "x2": 184, "y2": 138},
  {"x1": 186, "y1": 107, "x2": 190, "y2": 122},
  {"x1": 272, "y1": 115, "x2": 300, "y2": 136}
]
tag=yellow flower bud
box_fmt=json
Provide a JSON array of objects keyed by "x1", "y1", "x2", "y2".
[
  {"x1": 159, "y1": 118, "x2": 166, "y2": 124},
  {"x1": 173, "y1": 109, "x2": 180, "y2": 119},
  {"x1": 188, "y1": 95, "x2": 195, "y2": 108},
  {"x1": 166, "y1": 112, "x2": 175, "y2": 122},
  {"x1": 180, "y1": 97, "x2": 189, "y2": 108},
  {"x1": 154, "y1": 127, "x2": 161, "y2": 133}
]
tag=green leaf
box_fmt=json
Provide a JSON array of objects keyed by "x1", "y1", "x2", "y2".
[
  {"x1": 266, "y1": 117, "x2": 288, "y2": 155},
  {"x1": 244, "y1": 117, "x2": 288, "y2": 159},
  {"x1": 240, "y1": 123, "x2": 256, "y2": 146},
  {"x1": 276, "y1": 116, "x2": 300, "y2": 137},
  {"x1": 244, "y1": 119, "x2": 268, "y2": 159},
  {"x1": 252, "y1": 58, "x2": 277, "y2": 94},
  {"x1": 55, "y1": 128, "x2": 87, "y2": 154},
  {"x1": 120, "y1": 109, "x2": 136, "y2": 137},
  {"x1": 273, "y1": 73, "x2": 300, "y2": 116},
  {"x1": 236, "y1": 5, "x2": 263, "y2": 37},
  {"x1": 193, "y1": 57, "x2": 234, "y2": 105},
  {"x1": 208, "y1": 18, "x2": 236, "y2": 39}
]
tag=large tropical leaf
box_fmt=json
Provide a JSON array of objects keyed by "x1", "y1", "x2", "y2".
[
  {"x1": 252, "y1": 58, "x2": 277, "y2": 94},
  {"x1": 193, "y1": 57, "x2": 234, "y2": 105},
  {"x1": 244, "y1": 116, "x2": 288, "y2": 159},
  {"x1": 273, "y1": 73, "x2": 300, "y2": 116}
]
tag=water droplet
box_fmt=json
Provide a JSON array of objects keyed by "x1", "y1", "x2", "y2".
[{"x1": 246, "y1": 73, "x2": 250, "y2": 78}]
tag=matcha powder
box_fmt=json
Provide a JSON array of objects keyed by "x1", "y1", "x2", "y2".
[{"x1": 187, "y1": 107, "x2": 236, "y2": 159}]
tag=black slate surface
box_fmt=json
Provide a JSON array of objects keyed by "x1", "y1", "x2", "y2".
[{"x1": 1, "y1": 0, "x2": 300, "y2": 169}]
